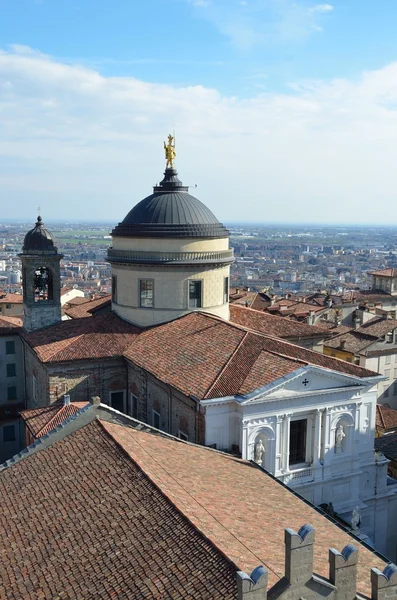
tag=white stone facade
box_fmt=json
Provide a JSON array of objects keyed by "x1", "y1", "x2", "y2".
[{"x1": 202, "y1": 366, "x2": 397, "y2": 560}]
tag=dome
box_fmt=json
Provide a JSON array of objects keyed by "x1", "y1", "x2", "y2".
[
  {"x1": 112, "y1": 168, "x2": 229, "y2": 239},
  {"x1": 22, "y1": 216, "x2": 58, "y2": 254}
]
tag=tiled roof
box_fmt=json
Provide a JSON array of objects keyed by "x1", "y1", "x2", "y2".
[
  {"x1": 0, "y1": 293, "x2": 23, "y2": 303},
  {"x1": 63, "y1": 294, "x2": 111, "y2": 318},
  {"x1": 229, "y1": 304, "x2": 327, "y2": 339},
  {"x1": 124, "y1": 312, "x2": 377, "y2": 400},
  {"x1": 65, "y1": 296, "x2": 90, "y2": 306},
  {"x1": 324, "y1": 331, "x2": 377, "y2": 354},
  {"x1": 375, "y1": 432, "x2": 397, "y2": 460},
  {"x1": 24, "y1": 312, "x2": 141, "y2": 363},
  {"x1": 357, "y1": 316, "x2": 397, "y2": 337},
  {"x1": 376, "y1": 405, "x2": 397, "y2": 431},
  {"x1": 104, "y1": 420, "x2": 386, "y2": 596},
  {"x1": 0, "y1": 316, "x2": 22, "y2": 334},
  {"x1": 369, "y1": 268, "x2": 397, "y2": 277},
  {"x1": 20, "y1": 401, "x2": 89, "y2": 437},
  {"x1": 0, "y1": 420, "x2": 237, "y2": 599}
]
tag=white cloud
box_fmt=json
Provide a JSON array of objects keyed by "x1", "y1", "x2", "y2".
[
  {"x1": 184, "y1": 0, "x2": 334, "y2": 48},
  {"x1": 308, "y1": 4, "x2": 333, "y2": 14},
  {"x1": 1, "y1": 46, "x2": 397, "y2": 224}
]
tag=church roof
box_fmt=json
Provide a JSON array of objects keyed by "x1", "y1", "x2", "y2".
[
  {"x1": 23, "y1": 312, "x2": 140, "y2": 362},
  {"x1": 111, "y1": 168, "x2": 229, "y2": 239},
  {"x1": 0, "y1": 408, "x2": 386, "y2": 598},
  {"x1": 229, "y1": 304, "x2": 328, "y2": 340},
  {"x1": 63, "y1": 294, "x2": 111, "y2": 319},
  {"x1": 124, "y1": 312, "x2": 378, "y2": 399},
  {"x1": 21, "y1": 216, "x2": 58, "y2": 254}
]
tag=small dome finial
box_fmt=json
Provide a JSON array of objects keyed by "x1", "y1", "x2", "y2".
[{"x1": 163, "y1": 133, "x2": 176, "y2": 169}]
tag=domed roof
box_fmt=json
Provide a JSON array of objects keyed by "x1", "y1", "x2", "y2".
[
  {"x1": 22, "y1": 216, "x2": 58, "y2": 254},
  {"x1": 112, "y1": 168, "x2": 229, "y2": 239}
]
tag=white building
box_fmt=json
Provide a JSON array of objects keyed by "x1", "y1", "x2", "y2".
[{"x1": 202, "y1": 362, "x2": 397, "y2": 559}]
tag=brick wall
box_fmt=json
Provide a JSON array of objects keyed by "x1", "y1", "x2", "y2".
[{"x1": 127, "y1": 361, "x2": 201, "y2": 443}]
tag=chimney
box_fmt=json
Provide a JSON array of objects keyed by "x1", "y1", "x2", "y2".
[
  {"x1": 285, "y1": 524, "x2": 315, "y2": 585},
  {"x1": 340, "y1": 340, "x2": 346, "y2": 351},
  {"x1": 237, "y1": 566, "x2": 268, "y2": 600},
  {"x1": 354, "y1": 316, "x2": 361, "y2": 329},
  {"x1": 329, "y1": 544, "x2": 358, "y2": 600},
  {"x1": 371, "y1": 564, "x2": 397, "y2": 600},
  {"x1": 63, "y1": 394, "x2": 70, "y2": 406},
  {"x1": 307, "y1": 310, "x2": 315, "y2": 325},
  {"x1": 91, "y1": 396, "x2": 101, "y2": 405}
]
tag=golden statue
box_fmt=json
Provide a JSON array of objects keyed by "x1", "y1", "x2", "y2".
[{"x1": 164, "y1": 134, "x2": 176, "y2": 168}]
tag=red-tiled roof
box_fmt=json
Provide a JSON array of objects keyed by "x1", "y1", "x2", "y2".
[
  {"x1": 229, "y1": 304, "x2": 327, "y2": 339},
  {"x1": 64, "y1": 294, "x2": 111, "y2": 318},
  {"x1": 0, "y1": 293, "x2": 23, "y2": 304},
  {"x1": 0, "y1": 420, "x2": 237, "y2": 599},
  {"x1": 124, "y1": 312, "x2": 377, "y2": 400},
  {"x1": 104, "y1": 420, "x2": 386, "y2": 596},
  {"x1": 376, "y1": 405, "x2": 397, "y2": 431},
  {"x1": 0, "y1": 316, "x2": 22, "y2": 334},
  {"x1": 357, "y1": 316, "x2": 397, "y2": 337},
  {"x1": 24, "y1": 312, "x2": 140, "y2": 363},
  {"x1": 369, "y1": 268, "x2": 397, "y2": 277},
  {"x1": 20, "y1": 401, "x2": 89, "y2": 438},
  {"x1": 65, "y1": 296, "x2": 90, "y2": 306}
]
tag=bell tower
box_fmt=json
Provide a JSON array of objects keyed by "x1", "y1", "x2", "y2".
[{"x1": 19, "y1": 215, "x2": 63, "y2": 332}]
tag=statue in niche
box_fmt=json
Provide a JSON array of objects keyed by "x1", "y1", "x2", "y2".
[
  {"x1": 335, "y1": 423, "x2": 346, "y2": 453},
  {"x1": 351, "y1": 506, "x2": 361, "y2": 532},
  {"x1": 254, "y1": 438, "x2": 265, "y2": 465}
]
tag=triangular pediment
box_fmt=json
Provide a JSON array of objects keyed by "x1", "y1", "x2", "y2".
[{"x1": 241, "y1": 365, "x2": 375, "y2": 404}]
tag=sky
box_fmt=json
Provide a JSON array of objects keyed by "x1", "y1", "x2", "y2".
[{"x1": 1, "y1": 1, "x2": 397, "y2": 224}]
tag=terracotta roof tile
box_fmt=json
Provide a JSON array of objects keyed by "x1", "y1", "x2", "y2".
[
  {"x1": 103, "y1": 420, "x2": 387, "y2": 596},
  {"x1": 0, "y1": 316, "x2": 22, "y2": 334},
  {"x1": 376, "y1": 405, "x2": 397, "y2": 430},
  {"x1": 230, "y1": 304, "x2": 327, "y2": 339},
  {"x1": 20, "y1": 401, "x2": 89, "y2": 437},
  {"x1": 124, "y1": 312, "x2": 377, "y2": 400},
  {"x1": 64, "y1": 294, "x2": 111, "y2": 318},
  {"x1": 24, "y1": 312, "x2": 140, "y2": 363},
  {"x1": 0, "y1": 420, "x2": 237, "y2": 599},
  {"x1": 369, "y1": 268, "x2": 397, "y2": 277},
  {"x1": 0, "y1": 293, "x2": 23, "y2": 303},
  {"x1": 357, "y1": 316, "x2": 397, "y2": 337}
]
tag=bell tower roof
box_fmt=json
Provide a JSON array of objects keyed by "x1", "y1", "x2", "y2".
[{"x1": 22, "y1": 216, "x2": 58, "y2": 254}]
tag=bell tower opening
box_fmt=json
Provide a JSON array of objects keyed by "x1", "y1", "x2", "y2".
[{"x1": 34, "y1": 267, "x2": 53, "y2": 302}]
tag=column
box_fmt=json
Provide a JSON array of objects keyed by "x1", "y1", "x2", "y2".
[
  {"x1": 281, "y1": 413, "x2": 292, "y2": 472},
  {"x1": 313, "y1": 408, "x2": 323, "y2": 466}
]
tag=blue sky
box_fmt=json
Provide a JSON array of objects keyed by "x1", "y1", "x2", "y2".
[{"x1": 1, "y1": 0, "x2": 397, "y2": 223}]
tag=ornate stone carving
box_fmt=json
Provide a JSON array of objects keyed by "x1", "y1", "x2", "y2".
[
  {"x1": 335, "y1": 424, "x2": 345, "y2": 453},
  {"x1": 254, "y1": 438, "x2": 265, "y2": 465}
]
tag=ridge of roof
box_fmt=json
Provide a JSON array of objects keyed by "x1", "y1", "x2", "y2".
[{"x1": 204, "y1": 330, "x2": 249, "y2": 398}]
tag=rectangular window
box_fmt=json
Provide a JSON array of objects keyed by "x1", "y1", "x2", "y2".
[
  {"x1": 384, "y1": 386, "x2": 390, "y2": 398},
  {"x1": 385, "y1": 355, "x2": 392, "y2": 365},
  {"x1": 7, "y1": 386, "x2": 17, "y2": 401},
  {"x1": 224, "y1": 276, "x2": 229, "y2": 304},
  {"x1": 129, "y1": 393, "x2": 138, "y2": 419},
  {"x1": 3, "y1": 425, "x2": 15, "y2": 443},
  {"x1": 289, "y1": 419, "x2": 307, "y2": 465},
  {"x1": 394, "y1": 381, "x2": 397, "y2": 396},
  {"x1": 139, "y1": 279, "x2": 154, "y2": 308},
  {"x1": 6, "y1": 363, "x2": 16, "y2": 377},
  {"x1": 179, "y1": 430, "x2": 188, "y2": 441},
  {"x1": 386, "y1": 332, "x2": 394, "y2": 344},
  {"x1": 152, "y1": 410, "x2": 160, "y2": 429},
  {"x1": 109, "y1": 391, "x2": 125, "y2": 413},
  {"x1": 112, "y1": 275, "x2": 117, "y2": 303},
  {"x1": 385, "y1": 369, "x2": 391, "y2": 379},
  {"x1": 5, "y1": 341, "x2": 15, "y2": 355},
  {"x1": 189, "y1": 280, "x2": 202, "y2": 308}
]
